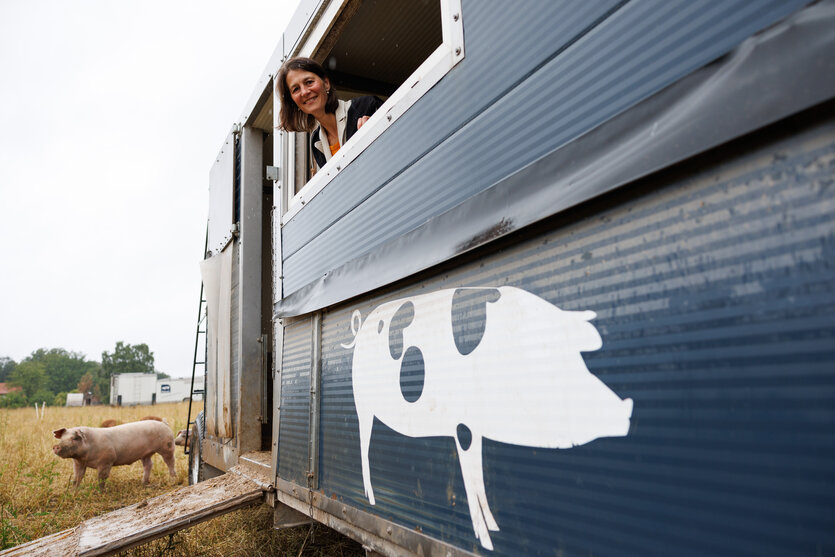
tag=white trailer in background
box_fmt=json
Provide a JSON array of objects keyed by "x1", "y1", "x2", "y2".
[
  {"x1": 156, "y1": 376, "x2": 204, "y2": 403},
  {"x1": 65, "y1": 393, "x2": 84, "y2": 407},
  {"x1": 110, "y1": 373, "x2": 157, "y2": 406}
]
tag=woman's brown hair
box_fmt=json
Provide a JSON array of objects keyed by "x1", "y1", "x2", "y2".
[{"x1": 276, "y1": 57, "x2": 339, "y2": 132}]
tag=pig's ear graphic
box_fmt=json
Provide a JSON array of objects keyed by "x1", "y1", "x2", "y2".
[
  {"x1": 53, "y1": 428, "x2": 66, "y2": 439},
  {"x1": 342, "y1": 310, "x2": 363, "y2": 349}
]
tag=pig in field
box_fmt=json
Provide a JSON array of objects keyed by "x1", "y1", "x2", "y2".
[
  {"x1": 52, "y1": 420, "x2": 177, "y2": 487},
  {"x1": 100, "y1": 416, "x2": 162, "y2": 428},
  {"x1": 174, "y1": 427, "x2": 195, "y2": 451}
]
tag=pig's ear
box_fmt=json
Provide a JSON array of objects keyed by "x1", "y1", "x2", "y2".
[{"x1": 53, "y1": 428, "x2": 66, "y2": 439}]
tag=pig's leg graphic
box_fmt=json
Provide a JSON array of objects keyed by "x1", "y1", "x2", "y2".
[
  {"x1": 357, "y1": 404, "x2": 376, "y2": 505},
  {"x1": 141, "y1": 456, "x2": 153, "y2": 485},
  {"x1": 454, "y1": 427, "x2": 498, "y2": 550}
]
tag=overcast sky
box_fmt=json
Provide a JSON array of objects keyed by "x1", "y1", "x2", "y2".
[{"x1": 0, "y1": 1, "x2": 294, "y2": 377}]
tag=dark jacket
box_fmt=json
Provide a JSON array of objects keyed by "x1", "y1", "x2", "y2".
[{"x1": 310, "y1": 95, "x2": 384, "y2": 170}]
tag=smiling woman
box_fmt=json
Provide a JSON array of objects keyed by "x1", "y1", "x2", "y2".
[
  {"x1": 276, "y1": 0, "x2": 458, "y2": 206},
  {"x1": 276, "y1": 57, "x2": 383, "y2": 173}
]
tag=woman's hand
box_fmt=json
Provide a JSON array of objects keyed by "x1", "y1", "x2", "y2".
[{"x1": 357, "y1": 115, "x2": 371, "y2": 129}]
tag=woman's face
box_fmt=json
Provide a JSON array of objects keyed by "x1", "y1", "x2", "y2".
[{"x1": 286, "y1": 69, "x2": 329, "y2": 117}]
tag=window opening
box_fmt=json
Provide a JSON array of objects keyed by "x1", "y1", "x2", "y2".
[{"x1": 280, "y1": 0, "x2": 464, "y2": 219}]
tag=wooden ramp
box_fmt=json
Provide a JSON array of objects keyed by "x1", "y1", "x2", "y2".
[{"x1": 1, "y1": 457, "x2": 272, "y2": 557}]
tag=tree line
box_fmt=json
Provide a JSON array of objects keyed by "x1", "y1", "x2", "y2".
[{"x1": 0, "y1": 342, "x2": 167, "y2": 409}]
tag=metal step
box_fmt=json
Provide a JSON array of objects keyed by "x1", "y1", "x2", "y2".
[{"x1": 1, "y1": 463, "x2": 271, "y2": 557}]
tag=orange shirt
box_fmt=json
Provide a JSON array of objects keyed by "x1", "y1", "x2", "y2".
[{"x1": 329, "y1": 142, "x2": 340, "y2": 156}]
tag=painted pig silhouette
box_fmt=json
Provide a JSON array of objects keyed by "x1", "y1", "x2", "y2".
[{"x1": 345, "y1": 286, "x2": 633, "y2": 550}]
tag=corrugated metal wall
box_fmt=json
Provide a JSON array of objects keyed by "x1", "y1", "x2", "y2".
[
  {"x1": 306, "y1": 111, "x2": 835, "y2": 555},
  {"x1": 280, "y1": 0, "x2": 808, "y2": 296},
  {"x1": 278, "y1": 315, "x2": 313, "y2": 485}
]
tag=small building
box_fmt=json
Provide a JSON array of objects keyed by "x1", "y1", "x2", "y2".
[
  {"x1": 65, "y1": 392, "x2": 84, "y2": 407},
  {"x1": 0, "y1": 382, "x2": 22, "y2": 397}
]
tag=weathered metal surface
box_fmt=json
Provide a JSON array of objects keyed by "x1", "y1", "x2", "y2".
[
  {"x1": 280, "y1": 0, "x2": 809, "y2": 296},
  {"x1": 229, "y1": 239, "x2": 239, "y2": 437},
  {"x1": 207, "y1": 130, "x2": 236, "y2": 256},
  {"x1": 277, "y1": 315, "x2": 314, "y2": 485},
  {"x1": 295, "y1": 110, "x2": 835, "y2": 555},
  {"x1": 275, "y1": 478, "x2": 479, "y2": 557},
  {"x1": 238, "y1": 127, "x2": 265, "y2": 455},
  {"x1": 276, "y1": 0, "x2": 835, "y2": 318}
]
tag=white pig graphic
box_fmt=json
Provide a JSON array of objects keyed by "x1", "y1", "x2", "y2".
[{"x1": 344, "y1": 286, "x2": 633, "y2": 550}]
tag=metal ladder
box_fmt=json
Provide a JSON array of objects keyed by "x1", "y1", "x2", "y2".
[{"x1": 185, "y1": 234, "x2": 208, "y2": 455}]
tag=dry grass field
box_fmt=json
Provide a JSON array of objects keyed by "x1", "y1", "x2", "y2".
[{"x1": 0, "y1": 402, "x2": 363, "y2": 556}]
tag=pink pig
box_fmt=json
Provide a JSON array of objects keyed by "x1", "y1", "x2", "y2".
[
  {"x1": 52, "y1": 420, "x2": 177, "y2": 487},
  {"x1": 173, "y1": 428, "x2": 193, "y2": 451}
]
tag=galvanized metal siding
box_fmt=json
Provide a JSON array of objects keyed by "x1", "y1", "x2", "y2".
[
  {"x1": 314, "y1": 114, "x2": 835, "y2": 555},
  {"x1": 281, "y1": 0, "x2": 808, "y2": 295},
  {"x1": 278, "y1": 315, "x2": 313, "y2": 484}
]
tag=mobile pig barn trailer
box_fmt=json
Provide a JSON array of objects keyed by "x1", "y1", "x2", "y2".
[
  {"x1": 8, "y1": 1, "x2": 835, "y2": 556},
  {"x1": 109, "y1": 373, "x2": 157, "y2": 406},
  {"x1": 156, "y1": 376, "x2": 204, "y2": 403}
]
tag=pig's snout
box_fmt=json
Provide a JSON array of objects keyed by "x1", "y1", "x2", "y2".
[
  {"x1": 607, "y1": 397, "x2": 633, "y2": 438},
  {"x1": 622, "y1": 397, "x2": 634, "y2": 419}
]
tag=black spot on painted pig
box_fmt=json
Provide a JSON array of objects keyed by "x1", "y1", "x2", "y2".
[
  {"x1": 399, "y1": 346, "x2": 425, "y2": 403},
  {"x1": 456, "y1": 424, "x2": 472, "y2": 451},
  {"x1": 451, "y1": 288, "x2": 501, "y2": 355},
  {"x1": 389, "y1": 302, "x2": 415, "y2": 360}
]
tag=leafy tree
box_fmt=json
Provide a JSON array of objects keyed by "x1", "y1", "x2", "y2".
[
  {"x1": 101, "y1": 342, "x2": 155, "y2": 376},
  {"x1": 0, "y1": 391, "x2": 27, "y2": 409},
  {"x1": 77, "y1": 372, "x2": 95, "y2": 399},
  {"x1": 8, "y1": 361, "x2": 48, "y2": 399},
  {"x1": 0, "y1": 357, "x2": 15, "y2": 382},
  {"x1": 31, "y1": 388, "x2": 55, "y2": 406},
  {"x1": 53, "y1": 392, "x2": 68, "y2": 406},
  {"x1": 73, "y1": 362, "x2": 109, "y2": 403},
  {"x1": 24, "y1": 348, "x2": 97, "y2": 395}
]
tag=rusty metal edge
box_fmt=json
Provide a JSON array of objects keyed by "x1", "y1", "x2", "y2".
[{"x1": 276, "y1": 478, "x2": 478, "y2": 557}]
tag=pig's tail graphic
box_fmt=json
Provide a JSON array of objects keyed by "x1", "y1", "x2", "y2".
[{"x1": 341, "y1": 310, "x2": 363, "y2": 349}]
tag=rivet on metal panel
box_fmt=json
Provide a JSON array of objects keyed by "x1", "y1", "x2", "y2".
[
  {"x1": 386, "y1": 526, "x2": 392, "y2": 535},
  {"x1": 455, "y1": 47, "x2": 461, "y2": 56},
  {"x1": 453, "y1": 13, "x2": 459, "y2": 21},
  {"x1": 336, "y1": 166, "x2": 341, "y2": 171},
  {"x1": 386, "y1": 114, "x2": 392, "y2": 121},
  {"x1": 342, "y1": 506, "x2": 347, "y2": 515}
]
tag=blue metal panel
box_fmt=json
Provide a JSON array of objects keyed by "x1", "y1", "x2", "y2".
[
  {"x1": 278, "y1": 316, "x2": 313, "y2": 485},
  {"x1": 315, "y1": 112, "x2": 835, "y2": 555},
  {"x1": 281, "y1": 0, "x2": 808, "y2": 295},
  {"x1": 282, "y1": 0, "x2": 622, "y2": 259}
]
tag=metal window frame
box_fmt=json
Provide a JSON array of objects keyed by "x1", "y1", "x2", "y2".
[{"x1": 280, "y1": 0, "x2": 465, "y2": 223}]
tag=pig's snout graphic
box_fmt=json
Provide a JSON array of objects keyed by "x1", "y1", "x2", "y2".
[{"x1": 347, "y1": 286, "x2": 633, "y2": 550}]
